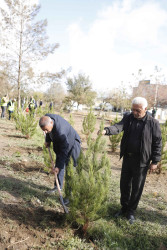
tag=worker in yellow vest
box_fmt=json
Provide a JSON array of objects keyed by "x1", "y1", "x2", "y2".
[
  {"x1": 0, "y1": 95, "x2": 8, "y2": 118},
  {"x1": 7, "y1": 99, "x2": 16, "y2": 120}
]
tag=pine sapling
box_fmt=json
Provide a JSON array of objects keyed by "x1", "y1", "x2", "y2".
[
  {"x1": 43, "y1": 143, "x2": 56, "y2": 173},
  {"x1": 14, "y1": 111, "x2": 38, "y2": 138},
  {"x1": 65, "y1": 120, "x2": 110, "y2": 234},
  {"x1": 158, "y1": 124, "x2": 167, "y2": 173},
  {"x1": 82, "y1": 107, "x2": 96, "y2": 138},
  {"x1": 109, "y1": 116, "x2": 123, "y2": 152},
  {"x1": 68, "y1": 113, "x2": 74, "y2": 126}
]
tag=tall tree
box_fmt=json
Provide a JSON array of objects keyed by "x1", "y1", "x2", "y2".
[
  {"x1": 44, "y1": 82, "x2": 65, "y2": 109},
  {"x1": 106, "y1": 87, "x2": 131, "y2": 111},
  {"x1": 66, "y1": 73, "x2": 96, "y2": 109},
  {"x1": 0, "y1": 0, "x2": 58, "y2": 108}
]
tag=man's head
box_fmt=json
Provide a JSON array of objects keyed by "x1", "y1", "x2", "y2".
[
  {"x1": 39, "y1": 116, "x2": 53, "y2": 134},
  {"x1": 131, "y1": 97, "x2": 148, "y2": 119}
]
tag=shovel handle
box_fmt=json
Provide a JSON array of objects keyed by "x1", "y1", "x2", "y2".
[
  {"x1": 48, "y1": 147, "x2": 61, "y2": 196},
  {"x1": 48, "y1": 147, "x2": 69, "y2": 214}
]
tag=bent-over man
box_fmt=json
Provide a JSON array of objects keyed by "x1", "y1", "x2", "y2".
[
  {"x1": 39, "y1": 114, "x2": 81, "y2": 205},
  {"x1": 100, "y1": 97, "x2": 162, "y2": 224}
]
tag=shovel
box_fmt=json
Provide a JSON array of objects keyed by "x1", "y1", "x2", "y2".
[{"x1": 48, "y1": 147, "x2": 69, "y2": 214}]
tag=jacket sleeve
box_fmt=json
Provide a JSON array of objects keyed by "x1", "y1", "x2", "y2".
[
  {"x1": 45, "y1": 133, "x2": 52, "y2": 143},
  {"x1": 104, "y1": 115, "x2": 126, "y2": 135},
  {"x1": 151, "y1": 121, "x2": 162, "y2": 164},
  {"x1": 55, "y1": 134, "x2": 69, "y2": 169}
]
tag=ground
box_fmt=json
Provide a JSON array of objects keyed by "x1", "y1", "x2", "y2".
[{"x1": 0, "y1": 112, "x2": 167, "y2": 249}]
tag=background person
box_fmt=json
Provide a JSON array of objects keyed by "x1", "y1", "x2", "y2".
[
  {"x1": 0, "y1": 95, "x2": 8, "y2": 118},
  {"x1": 7, "y1": 98, "x2": 16, "y2": 120},
  {"x1": 100, "y1": 97, "x2": 162, "y2": 224}
]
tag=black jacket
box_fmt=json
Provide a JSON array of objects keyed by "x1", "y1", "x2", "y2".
[
  {"x1": 105, "y1": 112, "x2": 162, "y2": 167},
  {"x1": 45, "y1": 114, "x2": 81, "y2": 169}
]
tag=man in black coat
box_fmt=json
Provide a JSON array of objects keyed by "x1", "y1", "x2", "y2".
[
  {"x1": 39, "y1": 114, "x2": 81, "y2": 203},
  {"x1": 100, "y1": 97, "x2": 162, "y2": 224}
]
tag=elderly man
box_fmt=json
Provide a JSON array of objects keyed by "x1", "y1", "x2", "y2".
[
  {"x1": 39, "y1": 114, "x2": 81, "y2": 204},
  {"x1": 101, "y1": 97, "x2": 162, "y2": 224}
]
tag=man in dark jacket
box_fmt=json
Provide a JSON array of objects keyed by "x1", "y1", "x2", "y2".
[
  {"x1": 39, "y1": 114, "x2": 81, "y2": 203},
  {"x1": 101, "y1": 97, "x2": 162, "y2": 224}
]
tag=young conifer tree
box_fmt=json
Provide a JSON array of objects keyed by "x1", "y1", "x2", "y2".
[
  {"x1": 65, "y1": 111, "x2": 110, "y2": 233},
  {"x1": 158, "y1": 124, "x2": 167, "y2": 173},
  {"x1": 42, "y1": 143, "x2": 56, "y2": 173},
  {"x1": 82, "y1": 107, "x2": 96, "y2": 138},
  {"x1": 14, "y1": 111, "x2": 38, "y2": 138},
  {"x1": 68, "y1": 113, "x2": 74, "y2": 127},
  {"x1": 109, "y1": 116, "x2": 123, "y2": 152}
]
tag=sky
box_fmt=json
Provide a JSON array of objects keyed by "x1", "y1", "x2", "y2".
[{"x1": 2, "y1": 0, "x2": 167, "y2": 92}]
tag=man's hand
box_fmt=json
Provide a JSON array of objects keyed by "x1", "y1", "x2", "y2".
[
  {"x1": 97, "y1": 129, "x2": 106, "y2": 135},
  {"x1": 51, "y1": 167, "x2": 60, "y2": 175},
  {"x1": 149, "y1": 163, "x2": 158, "y2": 174},
  {"x1": 45, "y1": 142, "x2": 51, "y2": 148}
]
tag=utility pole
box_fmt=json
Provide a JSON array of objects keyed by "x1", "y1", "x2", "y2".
[{"x1": 154, "y1": 66, "x2": 161, "y2": 109}]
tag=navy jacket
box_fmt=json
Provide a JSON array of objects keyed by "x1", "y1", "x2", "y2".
[
  {"x1": 104, "y1": 112, "x2": 162, "y2": 167},
  {"x1": 45, "y1": 114, "x2": 81, "y2": 169}
]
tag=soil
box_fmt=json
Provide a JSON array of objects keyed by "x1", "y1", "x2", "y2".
[{"x1": 0, "y1": 112, "x2": 166, "y2": 249}]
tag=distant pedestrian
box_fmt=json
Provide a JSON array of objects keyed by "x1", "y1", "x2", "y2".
[
  {"x1": 152, "y1": 108, "x2": 156, "y2": 118},
  {"x1": 0, "y1": 95, "x2": 8, "y2": 118},
  {"x1": 49, "y1": 102, "x2": 53, "y2": 110},
  {"x1": 39, "y1": 100, "x2": 43, "y2": 107},
  {"x1": 7, "y1": 99, "x2": 16, "y2": 120},
  {"x1": 28, "y1": 96, "x2": 36, "y2": 116}
]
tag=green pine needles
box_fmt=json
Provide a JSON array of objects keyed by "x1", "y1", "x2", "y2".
[
  {"x1": 65, "y1": 110, "x2": 110, "y2": 233},
  {"x1": 14, "y1": 110, "x2": 38, "y2": 138},
  {"x1": 42, "y1": 143, "x2": 56, "y2": 173},
  {"x1": 158, "y1": 123, "x2": 167, "y2": 173},
  {"x1": 68, "y1": 113, "x2": 74, "y2": 127},
  {"x1": 82, "y1": 107, "x2": 96, "y2": 138},
  {"x1": 109, "y1": 117, "x2": 123, "y2": 152}
]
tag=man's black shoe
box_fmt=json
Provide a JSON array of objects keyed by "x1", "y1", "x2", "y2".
[
  {"x1": 127, "y1": 213, "x2": 136, "y2": 224},
  {"x1": 63, "y1": 198, "x2": 70, "y2": 206},
  {"x1": 115, "y1": 209, "x2": 127, "y2": 218}
]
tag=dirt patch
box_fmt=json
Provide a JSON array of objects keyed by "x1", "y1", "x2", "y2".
[{"x1": 0, "y1": 114, "x2": 166, "y2": 249}]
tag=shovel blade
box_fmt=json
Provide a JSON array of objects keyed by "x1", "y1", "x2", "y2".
[{"x1": 59, "y1": 195, "x2": 69, "y2": 214}]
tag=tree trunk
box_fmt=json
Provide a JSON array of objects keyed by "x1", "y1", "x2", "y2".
[{"x1": 17, "y1": 18, "x2": 23, "y2": 110}]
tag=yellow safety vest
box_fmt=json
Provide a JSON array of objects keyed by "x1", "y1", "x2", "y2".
[
  {"x1": 0, "y1": 97, "x2": 7, "y2": 106},
  {"x1": 8, "y1": 101, "x2": 15, "y2": 111}
]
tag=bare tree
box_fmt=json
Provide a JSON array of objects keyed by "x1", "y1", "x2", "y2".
[
  {"x1": 0, "y1": 0, "x2": 59, "y2": 108},
  {"x1": 44, "y1": 82, "x2": 65, "y2": 109}
]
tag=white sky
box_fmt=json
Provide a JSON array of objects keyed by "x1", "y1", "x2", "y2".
[
  {"x1": 1, "y1": 0, "x2": 167, "y2": 92},
  {"x1": 37, "y1": 0, "x2": 167, "y2": 92}
]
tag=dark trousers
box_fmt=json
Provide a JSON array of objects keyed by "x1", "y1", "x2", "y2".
[
  {"x1": 1, "y1": 106, "x2": 6, "y2": 118},
  {"x1": 54, "y1": 165, "x2": 66, "y2": 190},
  {"x1": 54, "y1": 140, "x2": 81, "y2": 190},
  {"x1": 120, "y1": 154, "x2": 148, "y2": 213},
  {"x1": 8, "y1": 111, "x2": 13, "y2": 120}
]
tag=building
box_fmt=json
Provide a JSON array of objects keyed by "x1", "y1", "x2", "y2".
[{"x1": 133, "y1": 80, "x2": 167, "y2": 108}]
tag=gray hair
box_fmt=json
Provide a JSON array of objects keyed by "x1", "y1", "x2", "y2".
[
  {"x1": 39, "y1": 116, "x2": 52, "y2": 128},
  {"x1": 132, "y1": 97, "x2": 148, "y2": 109}
]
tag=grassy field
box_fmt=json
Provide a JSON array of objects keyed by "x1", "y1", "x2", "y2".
[{"x1": 0, "y1": 112, "x2": 166, "y2": 249}]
